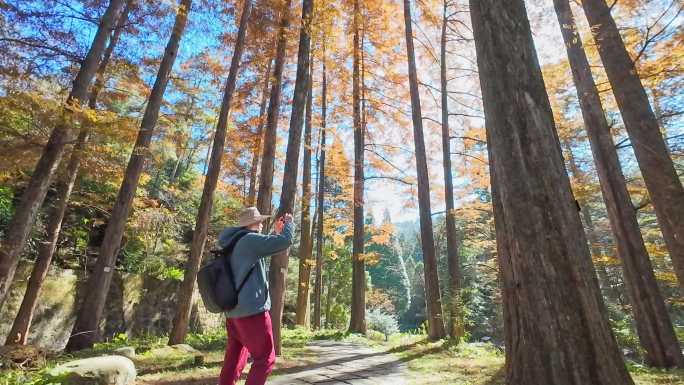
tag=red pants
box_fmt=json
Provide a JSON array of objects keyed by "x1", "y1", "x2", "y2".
[{"x1": 219, "y1": 311, "x2": 276, "y2": 385}]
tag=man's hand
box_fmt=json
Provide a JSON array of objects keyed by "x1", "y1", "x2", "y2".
[{"x1": 274, "y1": 213, "x2": 293, "y2": 235}]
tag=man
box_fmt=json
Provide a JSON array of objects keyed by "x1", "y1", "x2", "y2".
[{"x1": 217, "y1": 206, "x2": 294, "y2": 385}]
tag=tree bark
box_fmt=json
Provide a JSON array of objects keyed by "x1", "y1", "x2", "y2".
[
  {"x1": 312, "y1": 53, "x2": 327, "y2": 330},
  {"x1": 66, "y1": 0, "x2": 192, "y2": 351},
  {"x1": 440, "y1": 0, "x2": 463, "y2": 341},
  {"x1": 581, "y1": 0, "x2": 684, "y2": 293},
  {"x1": 0, "y1": 0, "x2": 127, "y2": 310},
  {"x1": 470, "y1": 1, "x2": 634, "y2": 383},
  {"x1": 563, "y1": 141, "x2": 617, "y2": 300},
  {"x1": 4, "y1": 3, "x2": 130, "y2": 346},
  {"x1": 553, "y1": 0, "x2": 682, "y2": 368},
  {"x1": 168, "y1": 0, "x2": 252, "y2": 345},
  {"x1": 349, "y1": 0, "x2": 366, "y2": 334},
  {"x1": 324, "y1": 268, "x2": 333, "y2": 328},
  {"x1": 402, "y1": 0, "x2": 446, "y2": 340},
  {"x1": 247, "y1": 58, "x2": 273, "y2": 206},
  {"x1": 269, "y1": 0, "x2": 313, "y2": 355},
  {"x1": 295, "y1": 55, "x2": 314, "y2": 327},
  {"x1": 256, "y1": 0, "x2": 293, "y2": 218}
]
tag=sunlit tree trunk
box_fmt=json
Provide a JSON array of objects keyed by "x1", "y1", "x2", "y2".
[
  {"x1": 0, "y1": 0, "x2": 128, "y2": 309},
  {"x1": 349, "y1": 0, "x2": 366, "y2": 334},
  {"x1": 295, "y1": 56, "x2": 315, "y2": 327},
  {"x1": 312, "y1": 52, "x2": 327, "y2": 330},
  {"x1": 270, "y1": 0, "x2": 313, "y2": 355},
  {"x1": 553, "y1": 0, "x2": 682, "y2": 368},
  {"x1": 440, "y1": 0, "x2": 463, "y2": 340},
  {"x1": 4, "y1": 4, "x2": 131, "y2": 345},
  {"x1": 402, "y1": 0, "x2": 446, "y2": 340},
  {"x1": 66, "y1": 0, "x2": 192, "y2": 351},
  {"x1": 470, "y1": 1, "x2": 634, "y2": 383},
  {"x1": 256, "y1": 0, "x2": 293, "y2": 217},
  {"x1": 582, "y1": 0, "x2": 684, "y2": 293},
  {"x1": 247, "y1": 59, "x2": 273, "y2": 206},
  {"x1": 168, "y1": 0, "x2": 252, "y2": 345}
]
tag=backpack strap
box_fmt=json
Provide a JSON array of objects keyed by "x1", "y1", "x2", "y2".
[{"x1": 236, "y1": 264, "x2": 257, "y2": 293}]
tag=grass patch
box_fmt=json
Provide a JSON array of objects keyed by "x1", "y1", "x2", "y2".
[{"x1": 3, "y1": 329, "x2": 682, "y2": 385}]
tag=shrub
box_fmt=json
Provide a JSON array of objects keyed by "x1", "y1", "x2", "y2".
[{"x1": 366, "y1": 309, "x2": 399, "y2": 341}]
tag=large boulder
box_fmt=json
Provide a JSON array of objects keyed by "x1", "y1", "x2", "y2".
[{"x1": 49, "y1": 355, "x2": 136, "y2": 385}]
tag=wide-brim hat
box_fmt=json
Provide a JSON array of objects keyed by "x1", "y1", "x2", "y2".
[{"x1": 238, "y1": 206, "x2": 271, "y2": 227}]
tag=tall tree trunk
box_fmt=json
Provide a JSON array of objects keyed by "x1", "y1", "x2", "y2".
[
  {"x1": 349, "y1": 0, "x2": 366, "y2": 334},
  {"x1": 470, "y1": 1, "x2": 634, "y2": 383},
  {"x1": 312, "y1": 53, "x2": 327, "y2": 330},
  {"x1": 0, "y1": 0, "x2": 127, "y2": 309},
  {"x1": 553, "y1": 0, "x2": 682, "y2": 367},
  {"x1": 440, "y1": 0, "x2": 463, "y2": 341},
  {"x1": 256, "y1": 0, "x2": 293, "y2": 217},
  {"x1": 324, "y1": 269, "x2": 332, "y2": 328},
  {"x1": 402, "y1": 0, "x2": 446, "y2": 340},
  {"x1": 562, "y1": 141, "x2": 617, "y2": 300},
  {"x1": 168, "y1": 0, "x2": 252, "y2": 345},
  {"x1": 247, "y1": 58, "x2": 273, "y2": 206},
  {"x1": 66, "y1": 0, "x2": 192, "y2": 351},
  {"x1": 269, "y1": 0, "x2": 313, "y2": 355},
  {"x1": 4, "y1": 4, "x2": 131, "y2": 346},
  {"x1": 295, "y1": 56, "x2": 314, "y2": 327},
  {"x1": 582, "y1": 0, "x2": 684, "y2": 293}
]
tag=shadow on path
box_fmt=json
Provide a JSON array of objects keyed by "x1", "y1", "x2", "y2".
[{"x1": 139, "y1": 339, "x2": 446, "y2": 385}]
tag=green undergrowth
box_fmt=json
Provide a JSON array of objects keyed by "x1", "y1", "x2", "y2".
[{"x1": 2, "y1": 329, "x2": 682, "y2": 385}]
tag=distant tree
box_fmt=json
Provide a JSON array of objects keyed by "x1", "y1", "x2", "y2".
[
  {"x1": 256, "y1": 0, "x2": 293, "y2": 218},
  {"x1": 581, "y1": 0, "x2": 684, "y2": 292},
  {"x1": 270, "y1": 0, "x2": 313, "y2": 355},
  {"x1": 312, "y1": 49, "x2": 328, "y2": 330},
  {"x1": 402, "y1": 0, "x2": 446, "y2": 340},
  {"x1": 349, "y1": 0, "x2": 366, "y2": 335},
  {"x1": 553, "y1": 0, "x2": 682, "y2": 368},
  {"x1": 168, "y1": 0, "x2": 253, "y2": 345},
  {"x1": 5, "y1": 2, "x2": 132, "y2": 346},
  {"x1": 295, "y1": 55, "x2": 315, "y2": 327},
  {"x1": 66, "y1": 0, "x2": 193, "y2": 351},
  {"x1": 0, "y1": 0, "x2": 128, "y2": 309}
]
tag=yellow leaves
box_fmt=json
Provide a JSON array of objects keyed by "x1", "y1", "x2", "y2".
[
  {"x1": 369, "y1": 221, "x2": 394, "y2": 246},
  {"x1": 592, "y1": 254, "x2": 622, "y2": 267},
  {"x1": 644, "y1": 242, "x2": 669, "y2": 258},
  {"x1": 366, "y1": 288, "x2": 395, "y2": 313},
  {"x1": 654, "y1": 271, "x2": 679, "y2": 287},
  {"x1": 331, "y1": 231, "x2": 347, "y2": 248},
  {"x1": 360, "y1": 251, "x2": 380, "y2": 266}
]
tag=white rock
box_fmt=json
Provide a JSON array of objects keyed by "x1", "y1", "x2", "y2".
[{"x1": 49, "y1": 355, "x2": 136, "y2": 385}]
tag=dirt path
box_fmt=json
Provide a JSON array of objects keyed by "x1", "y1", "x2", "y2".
[
  {"x1": 268, "y1": 340, "x2": 408, "y2": 385},
  {"x1": 137, "y1": 340, "x2": 407, "y2": 385}
]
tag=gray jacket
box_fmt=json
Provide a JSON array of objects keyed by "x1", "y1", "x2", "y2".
[{"x1": 216, "y1": 221, "x2": 294, "y2": 319}]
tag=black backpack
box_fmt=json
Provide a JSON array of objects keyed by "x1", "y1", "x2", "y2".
[{"x1": 197, "y1": 230, "x2": 255, "y2": 313}]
